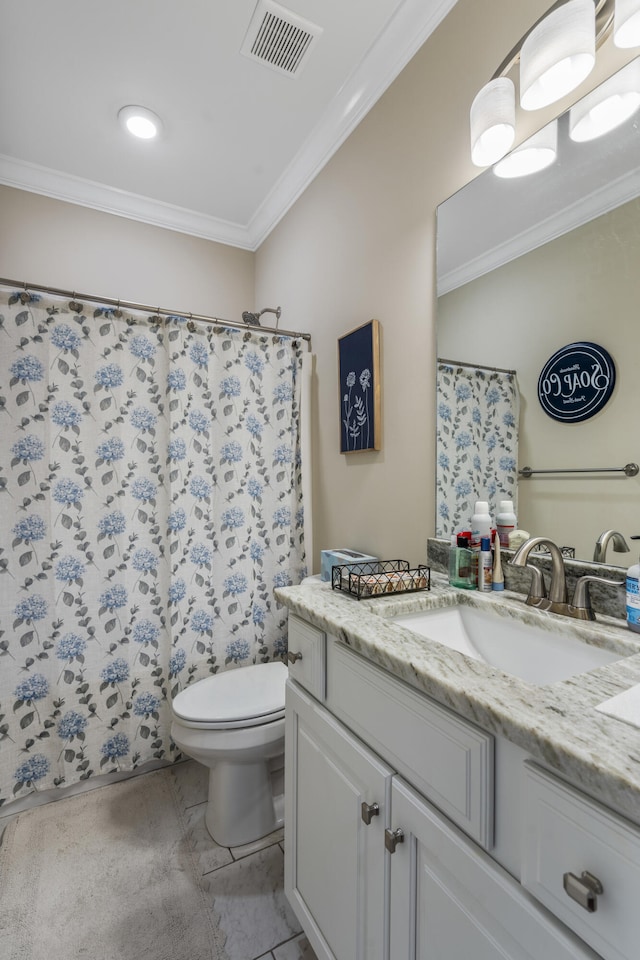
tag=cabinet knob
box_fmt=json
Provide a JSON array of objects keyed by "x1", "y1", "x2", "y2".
[
  {"x1": 563, "y1": 870, "x2": 604, "y2": 912},
  {"x1": 361, "y1": 801, "x2": 380, "y2": 825},
  {"x1": 384, "y1": 827, "x2": 405, "y2": 854},
  {"x1": 287, "y1": 651, "x2": 303, "y2": 664}
]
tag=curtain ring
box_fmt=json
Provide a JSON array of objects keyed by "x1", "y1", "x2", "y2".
[
  {"x1": 114, "y1": 299, "x2": 122, "y2": 319},
  {"x1": 187, "y1": 313, "x2": 195, "y2": 333}
]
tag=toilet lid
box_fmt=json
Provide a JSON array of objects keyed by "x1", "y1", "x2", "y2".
[{"x1": 172, "y1": 660, "x2": 287, "y2": 726}]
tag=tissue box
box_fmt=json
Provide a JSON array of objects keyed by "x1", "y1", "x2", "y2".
[{"x1": 320, "y1": 549, "x2": 378, "y2": 582}]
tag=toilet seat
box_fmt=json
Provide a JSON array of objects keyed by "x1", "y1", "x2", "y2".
[{"x1": 171, "y1": 660, "x2": 287, "y2": 730}]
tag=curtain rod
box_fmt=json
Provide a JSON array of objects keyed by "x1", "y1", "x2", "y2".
[
  {"x1": 0, "y1": 276, "x2": 311, "y2": 342},
  {"x1": 437, "y1": 357, "x2": 517, "y2": 376}
]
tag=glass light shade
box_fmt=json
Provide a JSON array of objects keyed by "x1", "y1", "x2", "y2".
[
  {"x1": 118, "y1": 105, "x2": 162, "y2": 140},
  {"x1": 493, "y1": 121, "x2": 558, "y2": 178},
  {"x1": 614, "y1": 0, "x2": 640, "y2": 47},
  {"x1": 569, "y1": 59, "x2": 640, "y2": 140},
  {"x1": 520, "y1": 0, "x2": 595, "y2": 111},
  {"x1": 470, "y1": 78, "x2": 516, "y2": 166}
]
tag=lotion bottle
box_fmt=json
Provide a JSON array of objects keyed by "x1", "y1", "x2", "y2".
[
  {"x1": 496, "y1": 500, "x2": 517, "y2": 548},
  {"x1": 471, "y1": 501, "x2": 492, "y2": 550}
]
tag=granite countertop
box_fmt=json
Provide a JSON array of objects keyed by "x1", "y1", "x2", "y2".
[{"x1": 275, "y1": 575, "x2": 640, "y2": 824}]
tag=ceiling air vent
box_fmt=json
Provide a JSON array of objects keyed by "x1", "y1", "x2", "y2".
[{"x1": 240, "y1": 0, "x2": 322, "y2": 77}]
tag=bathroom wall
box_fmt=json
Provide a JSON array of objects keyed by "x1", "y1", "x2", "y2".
[
  {"x1": 438, "y1": 198, "x2": 640, "y2": 561},
  {"x1": 2, "y1": 0, "x2": 634, "y2": 576},
  {"x1": 0, "y1": 185, "x2": 254, "y2": 319},
  {"x1": 254, "y1": 0, "x2": 635, "y2": 572}
]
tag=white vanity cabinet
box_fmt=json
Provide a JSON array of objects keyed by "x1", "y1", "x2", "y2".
[
  {"x1": 389, "y1": 776, "x2": 597, "y2": 960},
  {"x1": 283, "y1": 613, "x2": 611, "y2": 960},
  {"x1": 285, "y1": 682, "x2": 391, "y2": 960}
]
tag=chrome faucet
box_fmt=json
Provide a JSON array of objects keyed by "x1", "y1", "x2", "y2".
[
  {"x1": 510, "y1": 536, "x2": 625, "y2": 620},
  {"x1": 593, "y1": 530, "x2": 630, "y2": 563},
  {"x1": 510, "y1": 537, "x2": 568, "y2": 615}
]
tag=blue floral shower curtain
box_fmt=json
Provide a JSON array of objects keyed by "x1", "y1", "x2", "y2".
[
  {"x1": 0, "y1": 287, "x2": 306, "y2": 808},
  {"x1": 436, "y1": 362, "x2": 519, "y2": 537}
]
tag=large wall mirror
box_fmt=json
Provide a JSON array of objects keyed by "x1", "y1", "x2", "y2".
[{"x1": 437, "y1": 57, "x2": 640, "y2": 567}]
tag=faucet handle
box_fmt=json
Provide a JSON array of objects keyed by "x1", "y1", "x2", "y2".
[
  {"x1": 507, "y1": 557, "x2": 547, "y2": 607},
  {"x1": 570, "y1": 575, "x2": 625, "y2": 621},
  {"x1": 525, "y1": 563, "x2": 547, "y2": 604}
]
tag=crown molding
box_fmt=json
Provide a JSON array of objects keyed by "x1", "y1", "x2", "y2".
[
  {"x1": 437, "y1": 165, "x2": 640, "y2": 296},
  {"x1": 0, "y1": 0, "x2": 456, "y2": 252},
  {"x1": 0, "y1": 153, "x2": 255, "y2": 250},
  {"x1": 247, "y1": 0, "x2": 458, "y2": 247}
]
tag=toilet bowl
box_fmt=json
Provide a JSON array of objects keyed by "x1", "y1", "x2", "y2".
[{"x1": 170, "y1": 660, "x2": 288, "y2": 847}]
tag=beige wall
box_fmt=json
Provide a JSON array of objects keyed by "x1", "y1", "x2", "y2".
[
  {"x1": 438, "y1": 197, "x2": 640, "y2": 562},
  {"x1": 254, "y1": 0, "x2": 556, "y2": 570},
  {"x1": 0, "y1": 185, "x2": 254, "y2": 320}
]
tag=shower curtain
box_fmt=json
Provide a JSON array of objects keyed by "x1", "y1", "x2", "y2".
[
  {"x1": 0, "y1": 287, "x2": 306, "y2": 807},
  {"x1": 436, "y1": 362, "x2": 520, "y2": 538}
]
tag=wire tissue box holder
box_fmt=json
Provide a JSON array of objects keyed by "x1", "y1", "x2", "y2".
[{"x1": 331, "y1": 560, "x2": 431, "y2": 600}]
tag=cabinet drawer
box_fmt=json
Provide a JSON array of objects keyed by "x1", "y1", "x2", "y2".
[
  {"x1": 327, "y1": 641, "x2": 494, "y2": 848},
  {"x1": 286, "y1": 614, "x2": 326, "y2": 700},
  {"x1": 522, "y1": 762, "x2": 640, "y2": 960}
]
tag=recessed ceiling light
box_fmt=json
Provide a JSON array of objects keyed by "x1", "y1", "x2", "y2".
[{"x1": 118, "y1": 105, "x2": 162, "y2": 140}]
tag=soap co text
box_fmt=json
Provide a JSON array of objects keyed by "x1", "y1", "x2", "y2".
[{"x1": 537, "y1": 341, "x2": 615, "y2": 423}]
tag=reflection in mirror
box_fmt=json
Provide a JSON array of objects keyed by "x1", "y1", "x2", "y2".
[{"x1": 436, "y1": 58, "x2": 640, "y2": 565}]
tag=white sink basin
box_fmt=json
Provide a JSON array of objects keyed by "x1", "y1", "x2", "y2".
[{"x1": 391, "y1": 605, "x2": 622, "y2": 686}]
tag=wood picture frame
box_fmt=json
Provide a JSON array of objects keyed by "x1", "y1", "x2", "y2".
[{"x1": 338, "y1": 319, "x2": 381, "y2": 453}]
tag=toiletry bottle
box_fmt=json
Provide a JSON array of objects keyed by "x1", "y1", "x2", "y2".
[
  {"x1": 496, "y1": 500, "x2": 517, "y2": 549},
  {"x1": 492, "y1": 535, "x2": 505, "y2": 591},
  {"x1": 449, "y1": 535, "x2": 475, "y2": 589},
  {"x1": 478, "y1": 536, "x2": 493, "y2": 592},
  {"x1": 626, "y1": 540, "x2": 640, "y2": 633},
  {"x1": 471, "y1": 501, "x2": 492, "y2": 587},
  {"x1": 471, "y1": 501, "x2": 492, "y2": 550}
]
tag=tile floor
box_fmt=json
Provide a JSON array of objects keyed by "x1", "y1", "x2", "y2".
[
  {"x1": 0, "y1": 760, "x2": 318, "y2": 960},
  {"x1": 171, "y1": 759, "x2": 318, "y2": 960}
]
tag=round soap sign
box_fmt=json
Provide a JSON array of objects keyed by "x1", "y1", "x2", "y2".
[{"x1": 537, "y1": 342, "x2": 616, "y2": 423}]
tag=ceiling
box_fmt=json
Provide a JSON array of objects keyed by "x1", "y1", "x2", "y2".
[{"x1": 0, "y1": 0, "x2": 455, "y2": 251}]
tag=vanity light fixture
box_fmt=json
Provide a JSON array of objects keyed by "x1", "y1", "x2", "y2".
[
  {"x1": 470, "y1": 78, "x2": 516, "y2": 166},
  {"x1": 614, "y1": 0, "x2": 640, "y2": 45},
  {"x1": 471, "y1": 0, "x2": 640, "y2": 167},
  {"x1": 520, "y1": 0, "x2": 595, "y2": 110},
  {"x1": 493, "y1": 120, "x2": 558, "y2": 178},
  {"x1": 118, "y1": 105, "x2": 163, "y2": 140},
  {"x1": 569, "y1": 57, "x2": 640, "y2": 139}
]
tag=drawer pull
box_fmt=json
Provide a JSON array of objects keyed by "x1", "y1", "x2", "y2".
[
  {"x1": 385, "y1": 827, "x2": 404, "y2": 854},
  {"x1": 287, "y1": 651, "x2": 303, "y2": 664},
  {"x1": 361, "y1": 801, "x2": 380, "y2": 825},
  {"x1": 563, "y1": 870, "x2": 604, "y2": 912}
]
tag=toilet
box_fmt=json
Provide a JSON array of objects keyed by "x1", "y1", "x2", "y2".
[{"x1": 170, "y1": 660, "x2": 288, "y2": 847}]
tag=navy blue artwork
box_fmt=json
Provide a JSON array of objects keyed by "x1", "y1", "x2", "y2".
[
  {"x1": 537, "y1": 341, "x2": 616, "y2": 423},
  {"x1": 338, "y1": 320, "x2": 381, "y2": 452}
]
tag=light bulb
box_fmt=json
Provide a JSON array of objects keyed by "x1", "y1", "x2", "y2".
[{"x1": 118, "y1": 105, "x2": 163, "y2": 140}]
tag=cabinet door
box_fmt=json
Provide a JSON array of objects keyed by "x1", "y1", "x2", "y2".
[
  {"x1": 389, "y1": 777, "x2": 598, "y2": 960},
  {"x1": 285, "y1": 680, "x2": 393, "y2": 960}
]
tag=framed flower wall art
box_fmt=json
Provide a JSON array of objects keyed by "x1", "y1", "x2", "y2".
[{"x1": 338, "y1": 319, "x2": 381, "y2": 453}]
